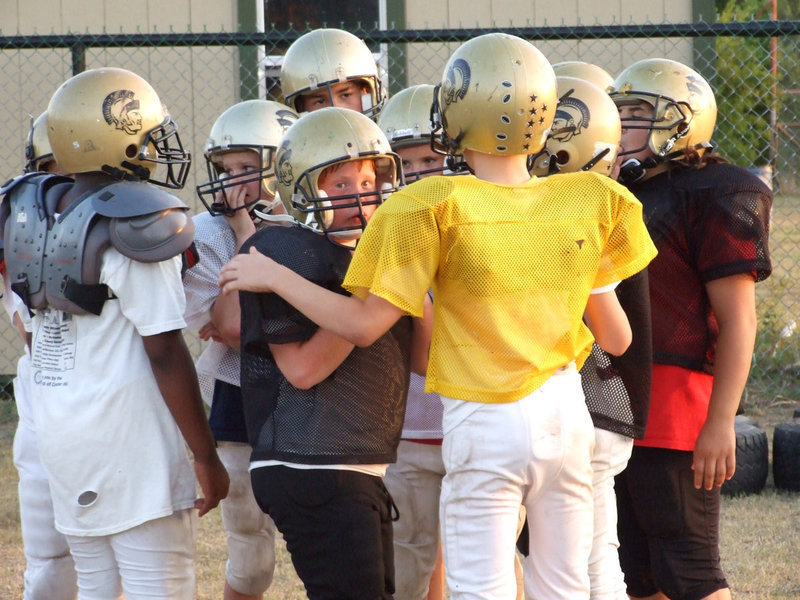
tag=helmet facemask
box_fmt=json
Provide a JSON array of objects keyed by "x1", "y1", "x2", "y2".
[
  {"x1": 290, "y1": 75, "x2": 383, "y2": 118},
  {"x1": 429, "y1": 85, "x2": 470, "y2": 174},
  {"x1": 110, "y1": 116, "x2": 191, "y2": 188},
  {"x1": 197, "y1": 146, "x2": 278, "y2": 218},
  {"x1": 292, "y1": 156, "x2": 400, "y2": 246},
  {"x1": 614, "y1": 93, "x2": 691, "y2": 158}
]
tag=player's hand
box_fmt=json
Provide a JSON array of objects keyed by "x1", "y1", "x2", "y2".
[
  {"x1": 691, "y1": 416, "x2": 736, "y2": 490},
  {"x1": 218, "y1": 246, "x2": 277, "y2": 295},
  {"x1": 193, "y1": 453, "x2": 229, "y2": 517},
  {"x1": 198, "y1": 321, "x2": 223, "y2": 342},
  {"x1": 220, "y1": 185, "x2": 256, "y2": 244}
]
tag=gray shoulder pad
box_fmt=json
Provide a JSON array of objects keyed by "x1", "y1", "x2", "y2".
[
  {"x1": 110, "y1": 209, "x2": 196, "y2": 263},
  {"x1": 91, "y1": 181, "x2": 189, "y2": 218},
  {"x1": 1, "y1": 172, "x2": 71, "y2": 196}
]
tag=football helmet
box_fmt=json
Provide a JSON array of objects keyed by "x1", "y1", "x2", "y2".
[
  {"x1": 275, "y1": 107, "x2": 402, "y2": 244},
  {"x1": 529, "y1": 76, "x2": 621, "y2": 177},
  {"x1": 24, "y1": 112, "x2": 57, "y2": 173},
  {"x1": 378, "y1": 84, "x2": 448, "y2": 180},
  {"x1": 552, "y1": 61, "x2": 614, "y2": 93},
  {"x1": 609, "y1": 58, "x2": 717, "y2": 159},
  {"x1": 46, "y1": 67, "x2": 190, "y2": 188},
  {"x1": 431, "y1": 33, "x2": 557, "y2": 158},
  {"x1": 197, "y1": 99, "x2": 299, "y2": 218},
  {"x1": 280, "y1": 28, "x2": 385, "y2": 118}
]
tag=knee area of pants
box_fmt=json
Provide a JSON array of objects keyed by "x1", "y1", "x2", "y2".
[
  {"x1": 225, "y1": 535, "x2": 276, "y2": 595},
  {"x1": 25, "y1": 555, "x2": 78, "y2": 600},
  {"x1": 226, "y1": 561, "x2": 274, "y2": 596}
]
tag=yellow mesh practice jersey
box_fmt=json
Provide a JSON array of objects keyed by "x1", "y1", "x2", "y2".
[{"x1": 345, "y1": 172, "x2": 657, "y2": 403}]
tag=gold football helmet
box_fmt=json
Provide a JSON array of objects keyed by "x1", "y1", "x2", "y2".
[
  {"x1": 275, "y1": 107, "x2": 402, "y2": 244},
  {"x1": 46, "y1": 67, "x2": 190, "y2": 188},
  {"x1": 377, "y1": 84, "x2": 449, "y2": 180},
  {"x1": 377, "y1": 84, "x2": 435, "y2": 149},
  {"x1": 24, "y1": 112, "x2": 57, "y2": 173},
  {"x1": 609, "y1": 58, "x2": 717, "y2": 159},
  {"x1": 197, "y1": 100, "x2": 299, "y2": 217},
  {"x1": 529, "y1": 76, "x2": 621, "y2": 177},
  {"x1": 431, "y1": 33, "x2": 557, "y2": 157},
  {"x1": 280, "y1": 28, "x2": 384, "y2": 117},
  {"x1": 552, "y1": 61, "x2": 614, "y2": 93}
]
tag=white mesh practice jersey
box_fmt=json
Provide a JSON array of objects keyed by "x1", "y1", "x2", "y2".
[{"x1": 183, "y1": 212, "x2": 243, "y2": 399}]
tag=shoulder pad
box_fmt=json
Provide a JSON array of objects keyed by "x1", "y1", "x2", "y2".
[
  {"x1": 110, "y1": 209, "x2": 196, "y2": 263},
  {"x1": 91, "y1": 181, "x2": 189, "y2": 218},
  {"x1": 0, "y1": 172, "x2": 71, "y2": 196}
]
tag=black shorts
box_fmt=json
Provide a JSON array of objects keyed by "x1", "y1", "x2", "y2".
[
  {"x1": 615, "y1": 446, "x2": 728, "y2": 600},
  {"x1": 251, "y1": 465, "x2": 395, "y2": 600}
]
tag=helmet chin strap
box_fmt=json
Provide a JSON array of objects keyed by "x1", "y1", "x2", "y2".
[
  {"x1": 617, "y1": 156, "x2": 660, "y2": 185},
  {"x1": 251, "y1": 197, "x2": 295, "y2": 224},
  {"x1": 618, "y1": 140, "x2": 714, "y2": 185}
]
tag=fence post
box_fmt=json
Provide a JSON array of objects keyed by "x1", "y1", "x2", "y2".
[
  {"x1": 237, "y1": 0, "x2": 261, "y2": 100},
  {"x1": 71, "y1": 41, "x2": 86, "y2": 75}
]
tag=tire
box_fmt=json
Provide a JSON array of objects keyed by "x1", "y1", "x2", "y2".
[
  {"x1": 734, "y1": 414, "x2": 759, "y2": 428},
  {"x1": 773, "y1": 422, "x2": 800, "y2": 492},
  {"x1": 721, "y1": 420, "x2": 768, "y2": 497}
]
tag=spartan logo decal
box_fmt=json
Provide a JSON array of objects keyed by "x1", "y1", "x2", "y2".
[
  {"x1": 276, "y1": 146, "x2": 293, "y2": 186},
  {"x1": 276, "y1": 109, "x2": 299, "y2": 132},
  {"x1": 551, "y1": 89, "x2": 590, "y2": 143},
  {"x1": 442, "y1": 58, "x2": 470, "y2": 106},
  {"x1": 102, "y1": 90, "x2": 143, "y2": 135},
  {"x1": 685, "y1": 74, "x2": 708, "y2": 108}
]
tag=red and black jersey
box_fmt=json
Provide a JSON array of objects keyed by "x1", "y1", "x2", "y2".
[
  {"x1": 238, "y1": 224, "x2": 412, "y2": 465},
  {"x1": 627, "y1": 163, "x2": 772, "y2": 373}
]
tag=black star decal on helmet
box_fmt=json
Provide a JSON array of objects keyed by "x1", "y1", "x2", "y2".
[
  {"x1": 530, "y1": 94, "x2": 537, "y2": 102},
  {"x1": 529, "y1": 107, "x2": 537, "y2": 115},
  {"x1": 542, "y1": 104, "x2": 548, "y2": 112},
  {"x1": 527, "y1": 120, "x2": 534, "y2": 128}
]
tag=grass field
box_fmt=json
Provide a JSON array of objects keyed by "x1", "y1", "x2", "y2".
[{"x1": 1, "y1": 398, "x2": 799, "y2": 598}]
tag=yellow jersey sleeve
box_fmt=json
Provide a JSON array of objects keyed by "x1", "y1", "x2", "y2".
[{"x1": 344, "y1": 177, "x2": 446, "y2": 317}]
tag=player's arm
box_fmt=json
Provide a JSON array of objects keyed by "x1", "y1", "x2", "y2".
[
  {"x1": 692, "y1": 272, "x2": 756, "y2": 491},
  {"x1": 207, "y1": 284, "x2": 242, "y2": 347},
  {"x1": 219, "y1": 246, "x2": 406, "y2": 347},
  {"x1": 583, "y1": 289, "x2": 632, "y2": 357},
  {"x1": 269, "y1": 329, "x2": 355, "y2": 390},
  {"x1": 142, "y1": 329, "x2": 229, "y2": 516}
]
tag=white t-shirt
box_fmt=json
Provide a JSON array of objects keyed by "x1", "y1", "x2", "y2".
[
  {"x1": 28, "y1": 248, "x2": 196, "y2": 536},
  {"x1": 3, "y1": 270, "x2": 33, "y2": 426}
]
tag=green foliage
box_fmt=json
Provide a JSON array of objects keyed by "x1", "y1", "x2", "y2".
[
  {"x1": 713, "y1": 0, "x2": 775, "y2": 166},
  {"x1": 749, "y1": 274, "x2": 800, "y2": 406}
]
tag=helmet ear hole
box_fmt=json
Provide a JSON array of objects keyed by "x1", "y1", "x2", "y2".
[
  {"x1": 555, "y1": 150, "x2": 570, "y2": 165},
  {"x1": 125, "y1": 144, "x2": 138, "y2": 159}
]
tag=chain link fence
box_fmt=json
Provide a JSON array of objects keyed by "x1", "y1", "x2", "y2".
[{"x1": 1, "y1": 20, "x2": 799, "y2": 407}]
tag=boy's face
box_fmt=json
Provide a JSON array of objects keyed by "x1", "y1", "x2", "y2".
[
  {"x1": 217, "y1": 149, "x2": 274, "y2": 206},
  {"x1": 396, "y1": 143, "x2": 445, "y2": 182},
  {"x1": 297, "y1": 80, "x2": 367, "y2": 113},
  {"x1": 617, "y1": 101, "x2": 656, "y2": 164},
  {"x1": 318, "y1": 159, "x2": 378, "y2": 244}
]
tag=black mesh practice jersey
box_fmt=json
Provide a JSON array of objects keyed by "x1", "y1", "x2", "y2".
[
  {"x1": 239, "y1": 224, "x2": 412, "y2": 465},
  {"x1": 627, "y1": 163, "x2": 772, "y2": 373},
  {"x1": 581, "y1": 269, "x2": 652, "y2": 439}
]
